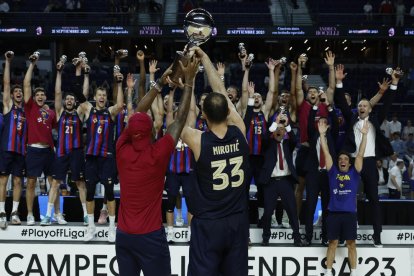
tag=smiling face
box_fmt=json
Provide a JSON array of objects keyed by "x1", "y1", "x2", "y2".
[
  {"x1": 34, "y1": 89, "x2": 46, "y2": 107},
  {"x1": 279, "y1": 92, "x2": 290, "y2": 107},
  {"x1": 12, "y1": 86, "x2": 23, "y2": 105},
  {"x1": 253, "y1": 93, "x2": 263, "y2": 108},
  {"x1": 64, "y1": 94, "x2": 76, "y2": 111},
  {"x1": 357, "y1": 99, "x2": 372, "y2": 119},
  {"x1": 94, "y1": 88, "x2": 107, "y2": 109},
  {"x1": 226, "y1": 86, "x2": 238, "y2": 104},
  {"x1": 274, "y1": 125, "x2": 286, "y2": 142},
  {"x1": 338, "y1": 153, "x2": 351, "y2": 172},
  {"x1": 307, "y1": 87, "x2": 319, "y2": 105}
]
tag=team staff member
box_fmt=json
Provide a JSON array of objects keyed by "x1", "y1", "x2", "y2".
[
  {"x1": 182, "y1": 47, "x2": 251, "y2": 276},
  {"x1": 24, "y1": 53, "x2": 60, "y2": 226},
  {"x1": 40, "y1": 59, "x2": 89, "y2": 225},
  {"x1": 0, "y1": 51, "x2": 27, "y2": 228},
  {"x1": 319, "y1": 117, "x2": 369, "y2": 276},
  {"x1": 116, "y1": 58, "x2": 199, "y2": 276}
]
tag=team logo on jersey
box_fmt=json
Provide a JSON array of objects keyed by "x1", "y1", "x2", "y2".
[{"x1": 93, "y1": 118, "x2": 98, "y2": 123}]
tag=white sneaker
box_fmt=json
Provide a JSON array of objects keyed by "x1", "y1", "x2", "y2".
[
  {"x1": 108, "y1": 225, "x2": 116, "y2": 243},
  {"x1": 54, "y1": 213, "x2": 67, "y2": 225},
  {"x1": 84, "y1": 226, "x2": 96, "y2": 242},
  {"x1": 175, "y1": 217, "x2": 184, "y2": 227},
  {"x1": 0, "y1": 212, "x2": 7, "y2": 229},
  {"x1": 10, "y1": 211, "x2": 21, "y2": 225},
  {"x1": 27, "y1": 215, "x2": 35, "y2": 226},
  {"x1": 167, "y1": 230, "x2": 174, "y2": 243},
  {"x1": 325, "y1": 271, "x2": 333, "y2": 276},
  {"x1": 271, "y1": 214, "x2": 279, "y2": 228},
  {"x1": 281, "y1": 211, "x2": 290, "y2": 228}
]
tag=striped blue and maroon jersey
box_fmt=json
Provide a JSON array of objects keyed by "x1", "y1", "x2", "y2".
[
  {"x1": 115, "y1": 106, "x2": 128, "y2": 141},
  {"x1": 195, "y1": 112, "x2": 208, "y2": 131},
  {"x1": 86, "y1": 107, "x2": 114, "y2": 157},
  {"x1": 56, "y1": 110, "x2": 83, "y2": 157},
  {"x1": 1, "y1": 104, "x2": 27, "y2": 155},
  {"x1": 246, "y1": 111, "x2": 267, "y2": 155},
  {"x1": 168, "y1": 139, "x2": 192, "y2": 174}
]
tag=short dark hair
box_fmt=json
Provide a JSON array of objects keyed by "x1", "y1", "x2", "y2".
[
  {"x1": 203, "y1": 92, "x2": 229, "y2": 124},
  {"x1": 94, "y1": 86, "x2": 107, "y2": 96},
  {"x1": 338, "y1": 150, "x2": 352, "y2": 162},
  {"x1": 11, "y1": 85, "x2": 22, "y2": 93},
  {"x1": 64, "y1": 92, "x2": 76, "y2": 100},
  {"x1": 33, "y1": 87, "x2": 45, "y2": 95}
]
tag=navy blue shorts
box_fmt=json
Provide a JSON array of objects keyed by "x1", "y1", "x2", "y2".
[
  {"x1": 85, "y1": 155, "x2": 115, "y2": 185},
  {"x1": 295, "y1": 145, "x2": 309, "y2": 177},
  {"x1": 52, "y1": 148, "x2": 85, "y2": 181},
  {"x1": 326, "y1": 212, "x2": 357, "y2": 241},
  {"x1": 188, "y1": 211, "x2": 249, "y2": 276},
  {"x1": 26, "y1": 146, "x2": 55, "y2": 177},
  {"x1": 0, "y1": 150, "x2": 25, "y2": 177},
  {"x1": 116, "y1": 228, "x2": 171, "y2": 276},
  {"x1": 165, "y1": 171, "x2": 195, "y2": 198}
]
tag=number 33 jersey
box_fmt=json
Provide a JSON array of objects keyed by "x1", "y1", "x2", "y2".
[{"x1": 191, "y1": 125, "x2": 251, "y2": 219}]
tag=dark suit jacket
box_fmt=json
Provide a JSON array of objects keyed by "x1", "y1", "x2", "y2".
[
  {"x1": 334, "y1": 85, "x2": 394, "y2": 159},
  {"x1": 305, "y1": 106, "x2": 339, "y2": 172},
  {"x1": 257, "y1": 128, "x2": 297, "y2": 185},
  {"x1": 378, "y1": 167, "x2": 389, "y2": 184}
]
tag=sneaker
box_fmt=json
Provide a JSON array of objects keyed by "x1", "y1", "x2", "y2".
[
  {"x1": 54, "y1": 213, "x2": 67, "y2": 225},
  {"x1": 10, "y1": 211, "x2": 21, "y2": 225},
  {"x1": 98, "y1": 209, "x2": 108, "y2": 225},
  {"x1": 175, "y1": 217, "x2": 184, "y2": 227},
  {"x1": 40, "y1": 216, "x2": 52, "y2": 226},
  {"x1": 83, "y1": 215, "x2": 89, "y2": 226},
  {"x1": 373, "y1": 237, "x2": 383, "y2": 248},
  {"x1": 167, "y1": 230, "x2": 174, "y2": 243},
  {"x1": 0, "y1": 212, "x2": 7, "y2": 229},
  {"x1": 281, "y1": 211, "x2": 290, "y2": 228},
  {"x1": 271, "y1": 215, "x2": 278, "y2": 228},
  {"x1": 325, "y1": 271, "x2": 333, "y2": 276},
  {"x1": 84, "y1": 226, "x2": 96, "y2": 242},
  {"x1": 27, "y1": 215, "x2": 35, "y2": 226},
  {"x1": 108, "y1": 225, "x2": 116, "y2": 243}
]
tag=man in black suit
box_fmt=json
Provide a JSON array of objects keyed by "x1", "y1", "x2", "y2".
[
  {"x1": 258, "y1": 113, "x2": 302, "y2": 247},
  {"x1": 334, "y1": 65, "x2": 399, "y2": 247},
  {"x1": 304, "y1": 91, "x2": 339, "y2": 246}
]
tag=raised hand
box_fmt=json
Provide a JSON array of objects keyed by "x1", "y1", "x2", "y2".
[
  {"x1": 136, "y1": 50, "x2": 145, "y2": 61},
  {"x1": 319, "y1": 91, "x2": 328, "y2": 105},
  {"x1": 5, "y1": 51, "x2": 14, "y2": 61},
  {"x1": 179, "y1": 57, "x2": 200, "y2": 83},
  {"x1": 247, "y1": 81, "x2": 255, "y2": 98},
  {"x1": 335, "y1": 64, "x2": 347, "y2": 81},
  {"x1": 126, "y1": 73, "x2": 136, "y2": 89},
  {"x1": 324, "y1": 50, "x2": 335, "y2": 66},
  {"x1": 265, "y1": 58, "x2": 276, "y2": 71},
  {"x1": 56, "y1": 60, "x2": 64, "y2": 71},
  {"x1": 290, "y1": 61, "x2": 298, "y2": 71},
  {"x1": 378, "y1": 77, "x2": 391, "y2": 93},
  {"x1": 217, "y1": 62, "x2": 225, "y2": 76},
  {"x1": 318, "y1": 119, "x2": 329, "y2": 134},
  {"x1": 391, "y1": 67, "x2": 402, "y2": 84},
  {"x1": 114, "y1": 72, "x2": 124, "y2": 83},
  {"x1": 359, "y1": 119, "x2": 370, "y2": 135},
  {"x1": 149, "y1": 60, "x2": 160, "y2": 74}
]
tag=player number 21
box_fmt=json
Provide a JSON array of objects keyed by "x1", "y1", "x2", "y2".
[{"x1": 211, "y1": 156, "x2": 244, "y2": 190}]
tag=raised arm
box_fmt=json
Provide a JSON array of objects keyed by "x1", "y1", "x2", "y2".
[
  {"x1": 263, "y1": 59, "x2": 276, "y2": 120},
  {"x1": 295, "y1": 56, "x2": 305, "y2": 107},
  {"x1": 136, "y1": 66, "x2": 171, "y2": 113},
  {"x1": 167, "y1": 58, "x2": 200, "y2": 143},
  {"x1": 378, "y1": 69, "x2": 400, "y2": 124},
  {"x1": 369, "y1": 78, "x2": 391, "y2": 107},
  {"x1": 54, "y1": 60, "x2": 64, "y2": 116},
  {"x1": 126, "y1": 73, "x2": 136, "y2": 117},
  {"x1": 318, "y1": 119, "x2": 333, "y2": 170},
  {"x1": 324, "y1": 51, "x2": 336, "y2": 105},
  {"x1": 289, "y1": 62, "x2": 298, "y2": 122},
  {"x1": 3, "y1": 51, "x2": 13, "y2": 112},
  {"x1": 109, "y1": 71, "x2": 124, "y2": 118},
  {"x1": 24, "y1": 53, "x2": 38, "y2": 103},
  {"x1": 149, "y1": 59, "x2": 159, "y2": 82},
  {"x1": 136, "y1": 50, "x2": 146, "y2": 103},
  {"x1": 240, "y1": 66, "x2": 250, "y2": 117},
  {"x1": 165, "y1": 87, "x2": 176, "y2": 127},
  {"x1": 355, "y1": 120, "x2": 369, "y2": 172},
  {"x1": 195, "y1": 47, "x2": 246, "y2": 135},
  {"x1": 112, "y1": 49, "x2": 128, "y2": 103}
]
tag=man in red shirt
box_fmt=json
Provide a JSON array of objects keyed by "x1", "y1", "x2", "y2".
[
  {"x1": 115, "y1": 58, "x2": 199, "y2": 276},
  {"x1": 23, "y1": 53, "x2": 65, "y2": 226}
]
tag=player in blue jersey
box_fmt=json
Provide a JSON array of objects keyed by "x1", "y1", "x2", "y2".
[
  {"x1": 318, "y1": 117, "x2": 369, "y2": 276},
  {"x1": 40, "y1": 59, "x2": 90, "y2": 226},
  {"x1": 0, "y1": 51, "x2": 27, "y2": 229},
  {"x1": 80, "y1": 68, "x2": 124, "y2": 242},
  {"x1": 182, "y1": 47, "x2": 251, "y2": 276}
]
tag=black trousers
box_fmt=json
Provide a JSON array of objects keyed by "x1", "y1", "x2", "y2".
[
  {"x1": 360, "y1": 157, "x2": 382, "y2": 237},
  {"x1": 262, "y1": 177, "x2": 300, "y2": 242},
  {"x1": 249, "y1": 155, "x2": 264, "y2": 207},
  {"x1": 305, "y1": 169, "x2": 330, "y2": 242}
]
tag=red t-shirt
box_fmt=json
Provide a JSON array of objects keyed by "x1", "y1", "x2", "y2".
[
  {"x1": 298, "y1": 101, "x2": 328, "y2": 143},
  {"x1": 25, "y1": 97, "x2": 56, "y2": 148},
  {"x1": 116, "y1": 131, "x2": 175, "y2": 234}
]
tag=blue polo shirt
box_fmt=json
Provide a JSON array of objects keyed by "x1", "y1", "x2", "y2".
[{"x1": 328, "y1": 165, "x2": 360, "y2": 213}]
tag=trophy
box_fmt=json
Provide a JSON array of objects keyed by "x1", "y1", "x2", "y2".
[
  {"x1": 29, "y1": 51, "x2": 40, "y2": 62},
  {"x1": 245, "y1": 53, "x2": 254, "y2": 69},
  {"x1": 78, "y1": 51, "x2": 86, "y2": 58},
  {"x1": 170, "y1": 8, "x2": 214, "y2": 85},
  {"x1": 386, "y1": 67, "x2": 404, "y2": 78},
  {"x1": 279, "y1": 57, "x2": 287, "y2": 65},
  {"x1": 60, "y1": 55, "x2": 67, "y2": 64},
  {"x1": 6, "y1": 51, "x2": 14, "y2": 58},
  {"x1": 279, "y1": 106, "x2": 286, "y2": 124},
  {"x1": 116, "y1": 49, "x2": 128, "y2": 58}
]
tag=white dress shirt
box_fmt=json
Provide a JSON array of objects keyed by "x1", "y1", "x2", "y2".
[{"x1": 353, "y1": 118, "x2": 376, "y2": 157}]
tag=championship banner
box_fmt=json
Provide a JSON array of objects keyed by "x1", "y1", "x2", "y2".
[
  {"x1": 1, "y1": 225, "x2": 414, "y2": 245},
  {"x1": 0, "y1": 244, "x2": 412, "y2": 276}
]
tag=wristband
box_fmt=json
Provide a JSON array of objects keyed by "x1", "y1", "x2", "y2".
[
  {"x1": 336, "y1": 82, "x2": 343, "y2": 88},
  {"x1": 248, "y1": 98, "x2": 255, "y2": 106},
  {"x1": 220, "y1": 75, "x2": 225, "y2": 81},
  {"x1": 285, "y1": 125, "x2": 292, "y2": 132},
  {"x1": 150, "y1": 80, "x2": 162, "y2": 92},
  {"x1": 390, "y1": 84, "x2": 397, "y2": 90}
]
